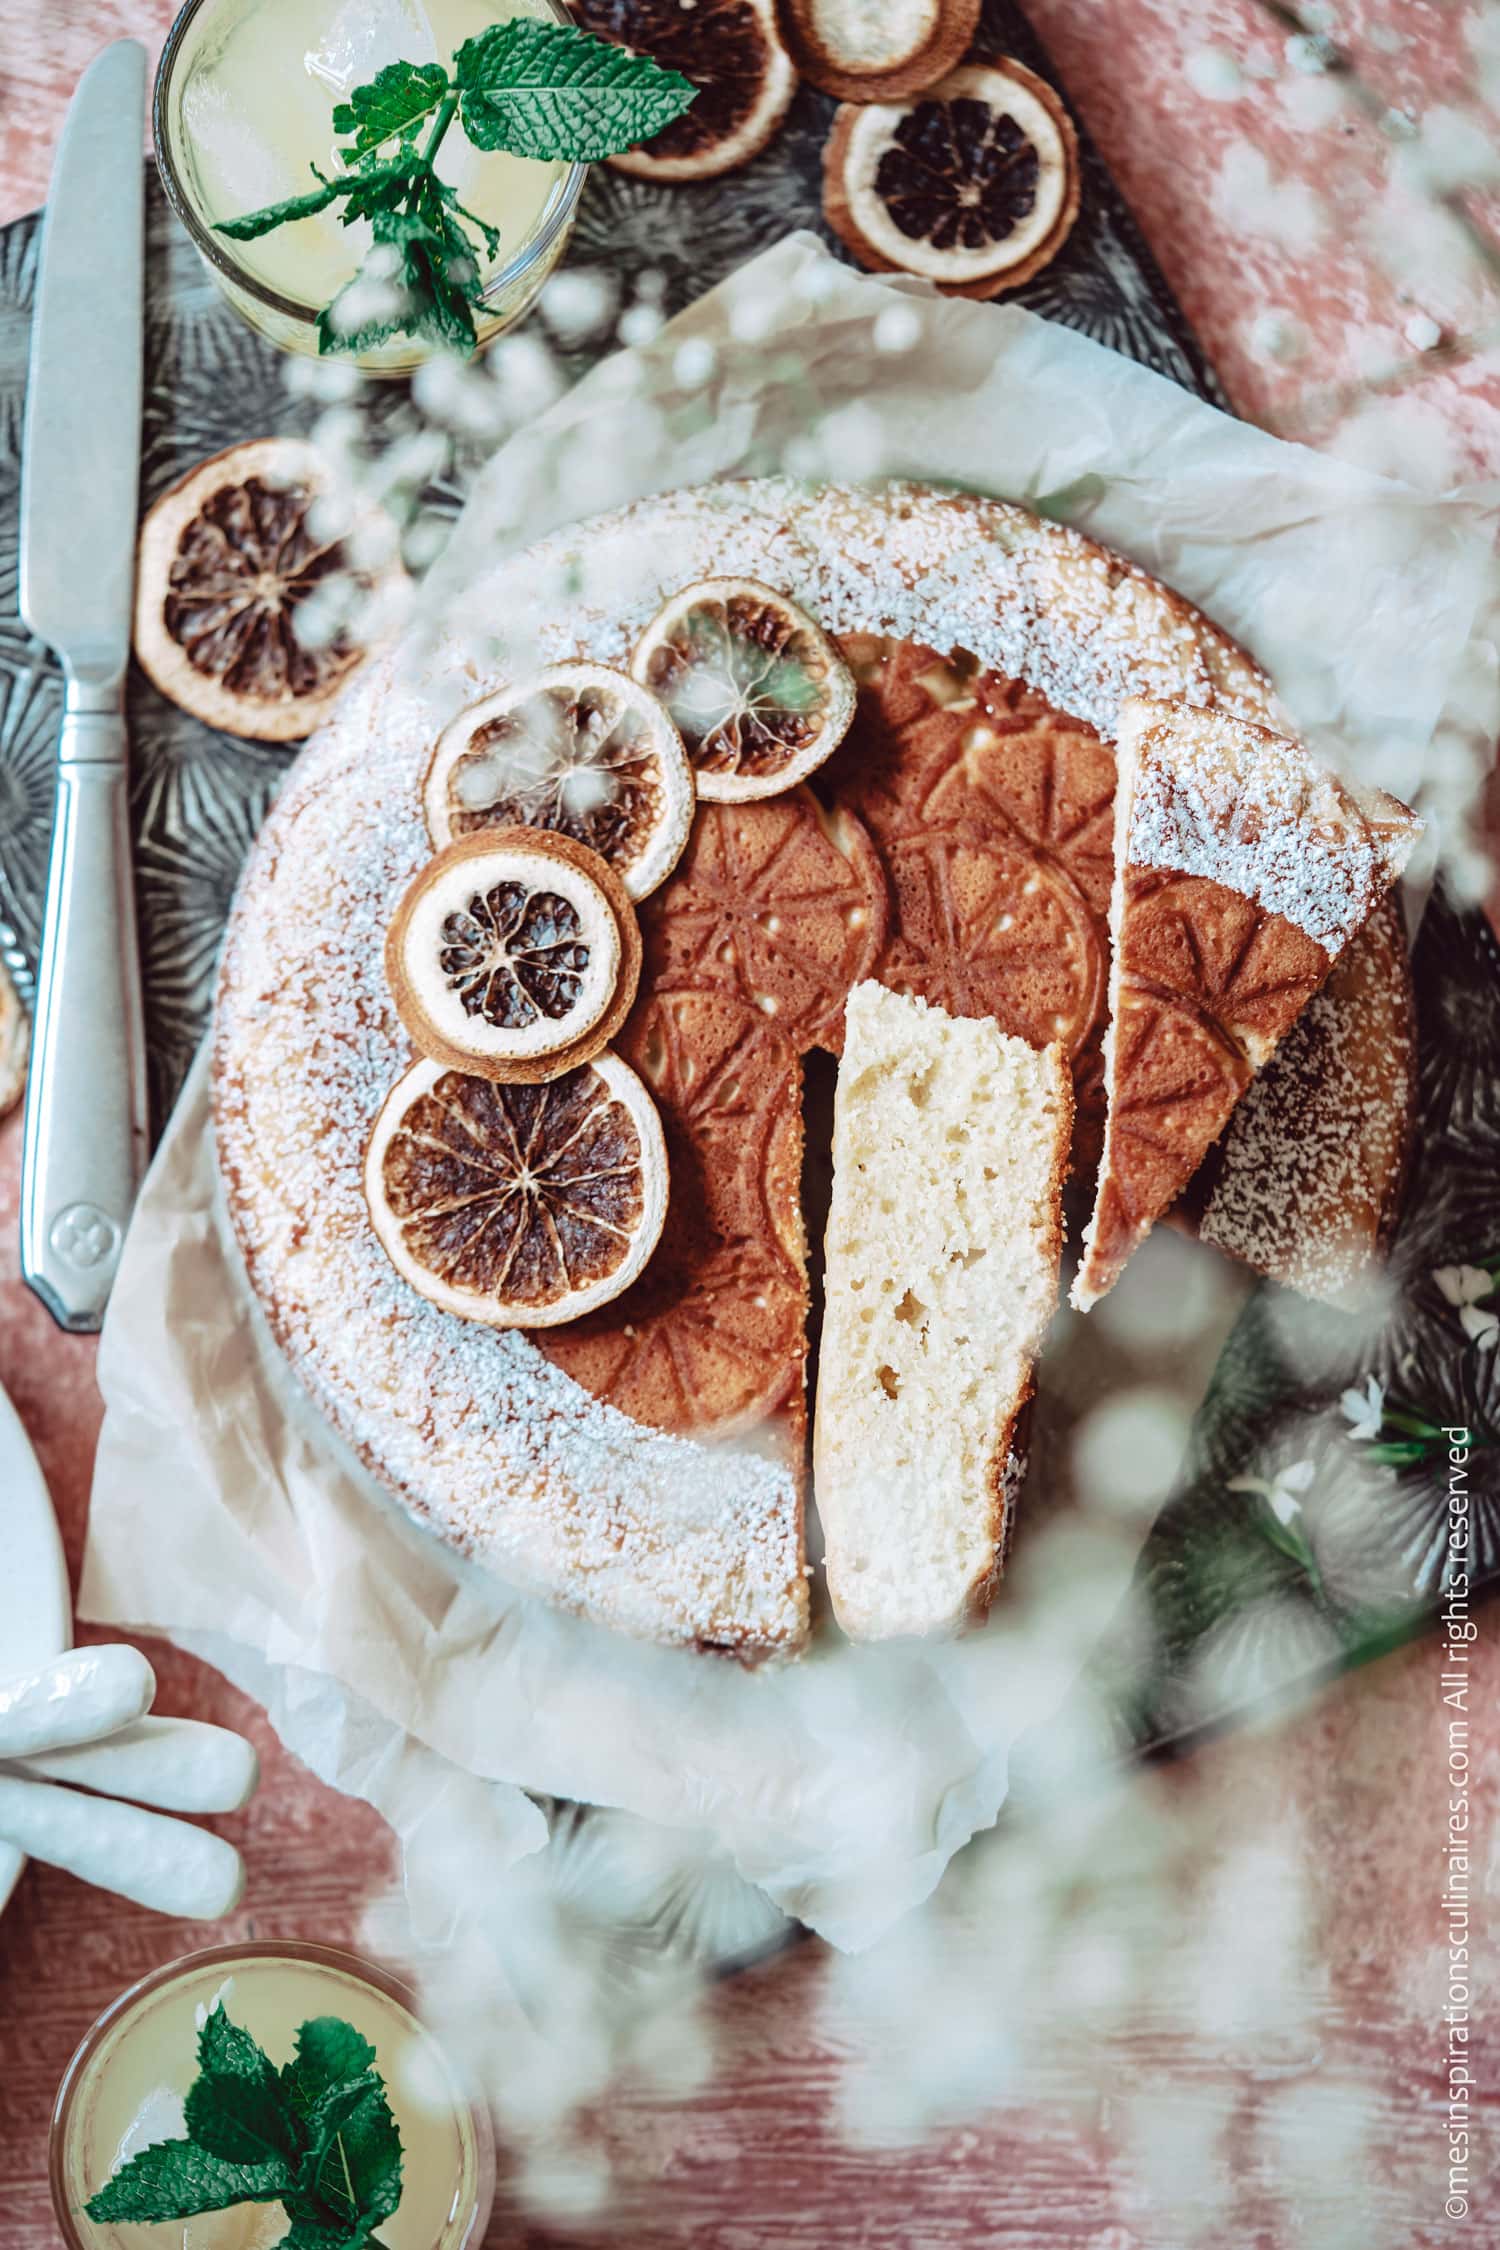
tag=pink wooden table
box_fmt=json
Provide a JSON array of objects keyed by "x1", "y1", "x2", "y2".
[{"x1": 0, "y1": 6, "x2": 1496, "y2": 2244}]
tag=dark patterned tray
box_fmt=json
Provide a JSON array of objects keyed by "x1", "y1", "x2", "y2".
[{"x1": 1, "y1": 5, "x2": 1494, "y2": 1962}]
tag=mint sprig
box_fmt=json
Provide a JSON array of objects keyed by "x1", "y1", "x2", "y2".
[
  {"x1": 216, "y1": 20, "x2": 695, "y2": 357},
  {"x1": 455, "y1": 20, "x2": 695, "y2": 159},
  {"x1": 85, "y1": 2004, "x2": 405, "y2": 2248}
]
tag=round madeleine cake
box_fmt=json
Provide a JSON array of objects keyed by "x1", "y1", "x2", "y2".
[{"x1": 213, "y1": 479, "x2": 1414, "y2": 1657}]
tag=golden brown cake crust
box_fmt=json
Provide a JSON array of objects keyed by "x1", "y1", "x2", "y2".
[{"x1": 212, "y1": 482, "x2": 1415, "y2": 1653}]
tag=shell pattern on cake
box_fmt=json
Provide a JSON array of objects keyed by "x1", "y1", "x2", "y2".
[{"x1": 214, "y1": 481, "x2": 1418, "y2": 1657}]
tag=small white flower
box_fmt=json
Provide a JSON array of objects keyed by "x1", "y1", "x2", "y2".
[
  {"x1": 873, "y1": 303, "x2": 923, "y2": 354},
  {"x1": 671, "y1": 336, "x2": 717, "y2": 390},
  {"x1": 617, "y1": 303, "x2": 665, "y2": 349},
  {"x1": 1228, "y1": 1458, "x2": 1315, "y2": 1525},
  {"x1": 1340, "y1": 1374, "x2": 1385, "y2": 1441},
  {"x1": 1434, "y1": 1265, "x2": 1499, "y2": 1344}
]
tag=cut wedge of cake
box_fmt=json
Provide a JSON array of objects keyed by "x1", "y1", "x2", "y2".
[
  {"x1": 815, "y1": 982, "x2": 1073, "y2": 1640},
  {"x1": 1072, "y1": 697, "x2": 1422, "y2": 1311}
]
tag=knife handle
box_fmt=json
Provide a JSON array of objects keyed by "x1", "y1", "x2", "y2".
[{"x1": 20, "y1": 685, "x2": 148, "y2": 1333}]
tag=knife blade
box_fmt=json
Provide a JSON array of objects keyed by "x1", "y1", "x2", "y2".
[{"x1": 18, "y1": 40, "x2": 150, "y2": 1333}]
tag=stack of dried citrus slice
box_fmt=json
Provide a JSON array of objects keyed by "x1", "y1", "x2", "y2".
[{"x1": 366, "y1": 581, "x2": 862, "y2": 1335}]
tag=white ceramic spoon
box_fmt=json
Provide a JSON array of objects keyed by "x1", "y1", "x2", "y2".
[
  {"x1": 0, "y1": 1645, "x2": 155, "y2": 1760},
  {"x1": 0, "y1": 1775, "x2": 245, "y2": 1920},
  {"x1": 4, "y1": 1715, "x2": 260, "y2": 1814}
]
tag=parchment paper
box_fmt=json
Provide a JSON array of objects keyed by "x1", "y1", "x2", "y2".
[{"x1": 82, "y1": 237, "x2": 1500, "y2": 1952}]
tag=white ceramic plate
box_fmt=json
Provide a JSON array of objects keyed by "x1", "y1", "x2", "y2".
[{"x1": 0, "y1": 1378, "x2": 71, "y2": 1916}]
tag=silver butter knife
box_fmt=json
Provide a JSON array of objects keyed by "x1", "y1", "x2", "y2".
[{"x1": 18, "y1": 41, "x2": 150, "y2": 1333}]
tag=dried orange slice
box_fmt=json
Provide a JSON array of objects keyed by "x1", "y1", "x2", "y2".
[
  {"x1": 822, "y1": 61, "x2": 1081, "y2": 298},
  {"x1": 423, "y1": 664, "x2": 694, "y2": 902},
  {"x1": 573, "y1": 0, "x2": 797, "y2": 182},
  {"x1": 386, "y1": 829, "x2": 641, "y2": 1083},
  {"x1": 134, "y1": 437, "x2": 398, "y2": 742},
  {"x1": 631, "y1": 579, "x2": 856, "y2": 801},
  {"x1": 365, "y1": 1052, "x2": 669, "y2": 1328}
]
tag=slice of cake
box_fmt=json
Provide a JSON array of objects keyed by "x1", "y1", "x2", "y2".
[
  {"x1": 814, "y1": 982, "x2": 1073, "y2": 1640},
  {"x1": 1072, "y1": 698, "x2": 1422, "y2": 1311}
]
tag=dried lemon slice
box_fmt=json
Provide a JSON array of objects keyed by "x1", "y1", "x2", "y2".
[
  {"x1": 630, "y1": 578, "x2": 857, "y2": 801},
  {"x1": 423, "y1": 663, "x2": 694, "y2": 902},
  {"x1": 822, "y1": 62, "x2": 1081, "y2": 299},
  {"x1": 365, "y1": 1052, "x2": 670, "y2": 1328},
  {"x1": 134, "y1": 437, "x2": 400, "y2": 742},
  {"x1": 386, "y1": 829, "x2": 641, "y2": 1082}
]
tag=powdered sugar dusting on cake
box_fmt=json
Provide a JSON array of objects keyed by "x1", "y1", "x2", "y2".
[
  {"x1": 1120, "y1": 698, "x2": 1421, "y2": 958},
  {"x1": 211, "y1": 481, "x2": 1317, "y2": 1653}
]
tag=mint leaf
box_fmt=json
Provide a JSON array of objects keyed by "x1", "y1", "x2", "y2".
[
  {"x1": 297, "y1": 2076, "x2": 404, "y2": 2232},
  {"x1": 184, "y1": 2004, "x2": 298, "y2": 2168},
  {"x1": 337, "y1": 150, "x2": 425, "y2": 229},
  {"x1": 216, "y1": 176, "x2": 345, "y2": 241},
  {"x1": 386, "y1": 202, "x2": 485, "y2": 340},
  {"x1": 274, "y1": 2222, "x2": 355, "y2": 2249},
  {"x1": 282, "y1": 2019, "x2": 379, "y2": 2121},
  {"x1": 436, "y1": 180, "x2": 501, "y2": 263},
  {"x1": 217, "y1": 159, "x2": 415, "y2": 242},
  {"x1": 455, "y1": 21, "x2": 695, "y2": 160},
  {"x1": 85, "y1": 2140, "x2": 292, "y2": 2224},
  {"x1": 332, "y1": 59, "x2": 450, "y2": 153}
]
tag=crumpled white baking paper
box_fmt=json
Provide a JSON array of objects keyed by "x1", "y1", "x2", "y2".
[{"x1": 82, "y1": 235, "x2": 1500, "y2": 1952}]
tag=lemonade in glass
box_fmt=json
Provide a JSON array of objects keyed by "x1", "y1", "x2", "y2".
[
  {"x1": 50, "y1": 1943, "x2": 494, "y2": 2249},
  {"x1": 155, "y1": 0, "x2": 586, "y2": 370}
]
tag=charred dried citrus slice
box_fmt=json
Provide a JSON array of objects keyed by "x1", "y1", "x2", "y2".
[
  {"x1": 424, "y1": 664, "x2": 694, "y2": 902},
  {"x1": 641, "y1": 788, "x2": 887, "y2": 1050},
  {"x1": 573, "y1": 0, "x2": 797, "y2": 181},
  {"x1": 365, "y1": 1051, "x2": 669, "y2": 1327},
  {"x1": 134, "y1": 438, "x2": 397, "y2": 743},
  {"x1": 823, "y1": 61, "x2": 1081, "y2": 298},
  {"x1": 386, "y1": 828, "x2": 641, "y2": 1082},
  {"x1": 631, "y1": 580, "x2": 857, "y2": 801}
]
